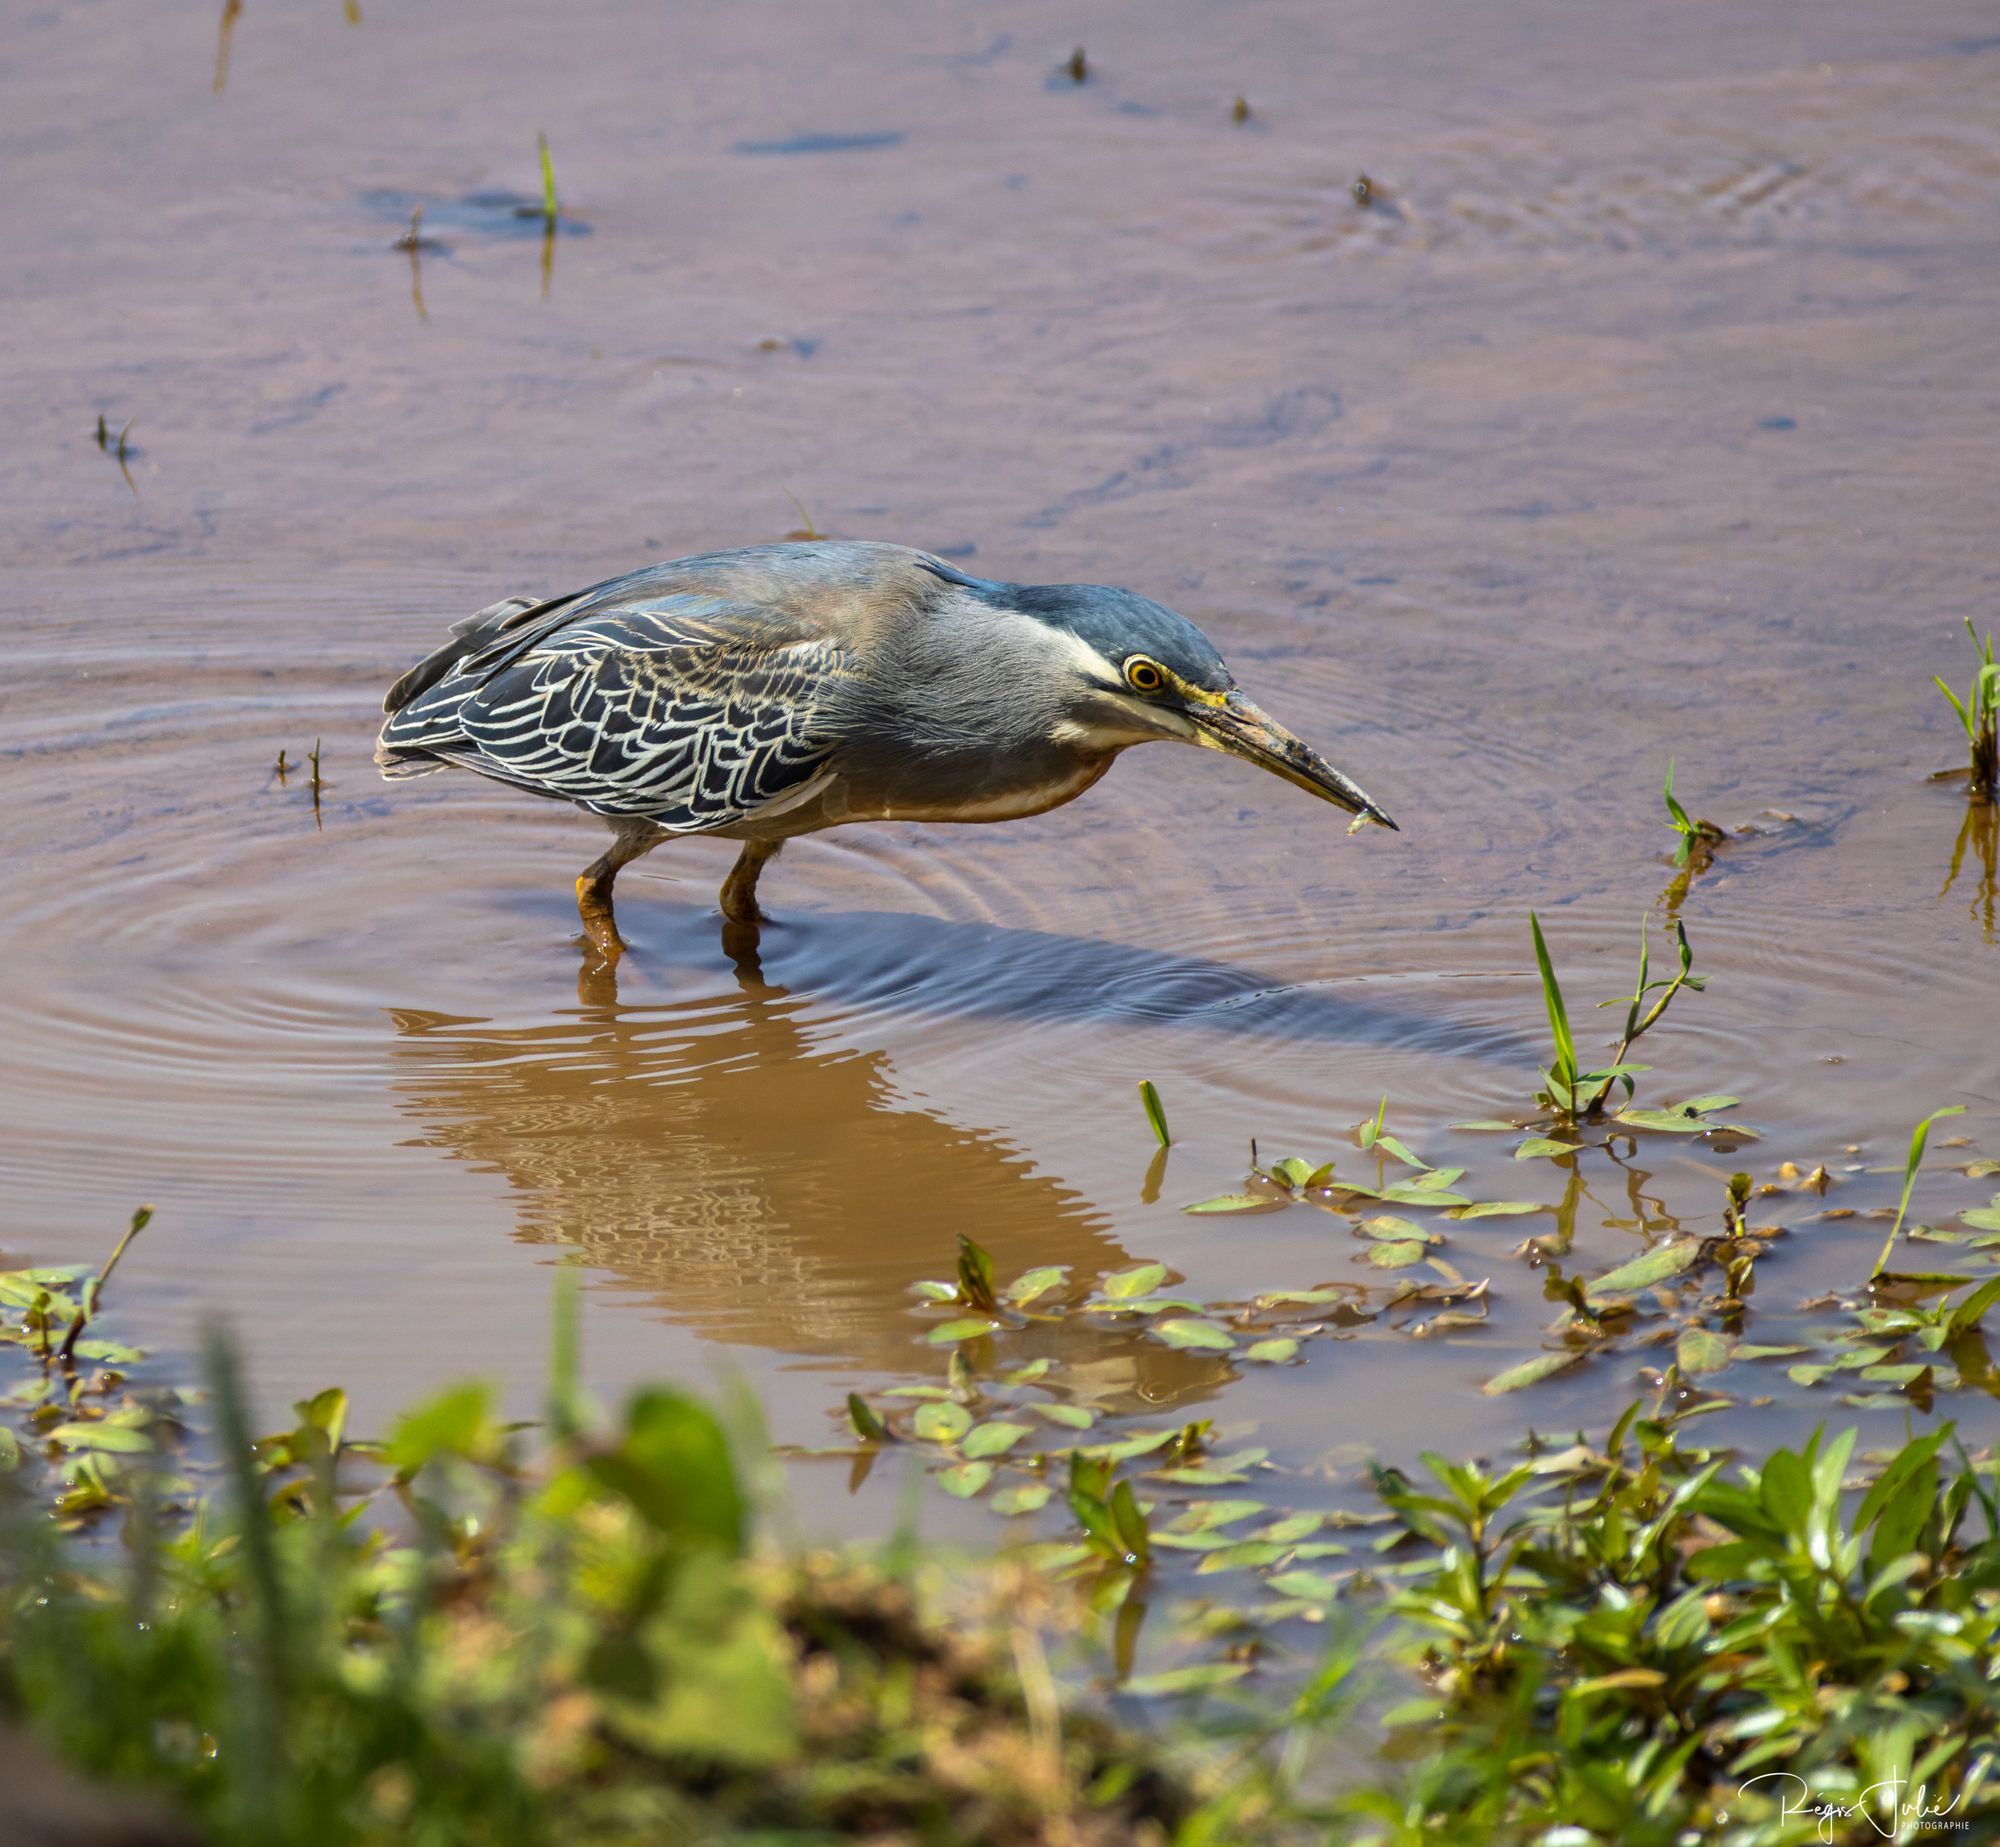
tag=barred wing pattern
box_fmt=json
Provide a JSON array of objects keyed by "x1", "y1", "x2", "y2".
[{"x1": 381, "y1": 595, "x2": 848, "y2": 832}]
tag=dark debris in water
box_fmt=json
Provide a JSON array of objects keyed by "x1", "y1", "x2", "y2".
[
  {"x1": 731, "y1": 131, "x2": 906, "y2": 156},
  {"x1": 358, "y1": 188, "x2": 593, "y2": 241}
]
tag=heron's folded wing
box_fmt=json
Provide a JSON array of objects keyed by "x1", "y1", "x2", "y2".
[{"x1": 446, "y1": 598, "x2": 849, "y2": 830}]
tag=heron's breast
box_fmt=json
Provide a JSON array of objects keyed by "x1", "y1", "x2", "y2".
[{"x1": 820, "y1": 747, "x2": 1117, "y2": 827}]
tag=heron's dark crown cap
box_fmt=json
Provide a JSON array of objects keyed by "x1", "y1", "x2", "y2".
[{"x1": 924, "y1": 559, "x2": 1233, "y2": 693}]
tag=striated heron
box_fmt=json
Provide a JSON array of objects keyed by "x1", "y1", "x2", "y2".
[{"x1": 378, "y1": 541, "x2": 1396, "y2": 956}]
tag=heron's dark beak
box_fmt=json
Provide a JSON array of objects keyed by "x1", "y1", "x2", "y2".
[{"x1": 1184, "y1": 693, "x2": 1398, "y2": 830}]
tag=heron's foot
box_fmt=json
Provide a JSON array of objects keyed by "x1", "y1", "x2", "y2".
[
  {"x1": 718, "y1": 881, "x2": 766, "y2": 927},
  {"x1": 718, "y1": 840, "x2": 780, "y2": 927},
  {"x1": 576, "y1": 874, "x2": 628, "y2": 961}
]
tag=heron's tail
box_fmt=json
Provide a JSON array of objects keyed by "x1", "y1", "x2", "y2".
[{"x1": 378, "y1": 592, "x2": 551, "y2": 776}]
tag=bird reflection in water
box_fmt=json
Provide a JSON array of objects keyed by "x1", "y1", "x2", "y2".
[{"x1": 385, "y1": 948, "x2": 1235, "y2": 1410}]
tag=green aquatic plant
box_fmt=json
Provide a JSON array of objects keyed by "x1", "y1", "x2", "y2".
[
  {"x1": 1934, "y1": 617, "x2": 1998, "y2": 799},
  {"x1": 1, "y1": 1302, "x2": 1205, "y2": 1846},
  {"x1": 537, "y1": 130, "x2": 559, "y2": 223},
  {"x1": 1138, "y1": 1078, "x2": 1172, "y2": 1149},
  {"x1": 1528, "y1": 911, "x2": 1706, "y2": 1123},
  {"x1": 1873, "y1": 1104, "x2": 1968, "y2": 1277},
  {"x1": 1346, "y1": 1409, "x2": 2000, "y2": 1843},
  {"x1": 1660, "y1": 757, "x2": 1725, "y2": 868}
]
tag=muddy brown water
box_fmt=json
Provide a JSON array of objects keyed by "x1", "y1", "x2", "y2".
[{"x1": 5, "y1": 0, "x2": 2000, "y2": 1552}]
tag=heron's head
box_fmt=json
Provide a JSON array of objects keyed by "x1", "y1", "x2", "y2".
[{"x1": 1012, "y1": 581, "x2": 1398, "y2": 831}]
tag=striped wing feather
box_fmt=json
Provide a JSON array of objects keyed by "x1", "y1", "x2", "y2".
[{"x1": 381, "y1": 594, "x2": 848, "y2": 832}]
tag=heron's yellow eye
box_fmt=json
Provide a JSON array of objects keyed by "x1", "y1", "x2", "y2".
[{"x1": 1124, "y1": 657, "x2": 1166, "y2": 694}]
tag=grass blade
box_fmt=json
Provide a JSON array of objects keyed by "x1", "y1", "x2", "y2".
[
  {"x1": 1873, "y1": 1105, "x2": 1967, "y2": 1275},
  {"x1": 1528, "y1": 913, "x2": 1577, "y2": 1084}
]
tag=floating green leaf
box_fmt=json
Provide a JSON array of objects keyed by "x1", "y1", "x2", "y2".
[
  {"x1": 961, "y1": 1421, "x2": 1030, "y2": 1459},
  {"x1": 1451, "y1": 1202, "x2": 1543, "y2": 1219},
  {"x1": 1365, "y1": 1240, "x2": 1428, "y2": 1270},
  {"x1": 1360, "y1": 1215, "x2": 1435, "y2": 1243},
  {"x1": 1584, "y1": 1237, "x2": 1703, "y2": 1301},
  {"x1": 1006, "y1": 1266, "x2": 1068, "y2": 1306},
  {"x1": 1034, "y1": 1403, "x2": 1096, "y2": 1430},
  {"x1": 1481, "y1": 1351, "x2": 1585, "y2": 1396},
  {"x1": 1183, "y1": 1194, "x2": 1282, "y2": 1215},
  {"x1": 938, "y1": 1461, "x2": 993, "y2": 1498},
  {"x1": 46, "y1": 1422, "x2": 150, "y2": 1453},
  {"x1": 1162, "y1": 1499, "x2": 1266, "y2": 1532},
  {"x1": 1150, "y1": 1318, "x2": 1236, "y2": 1352},
  {"x1": 926, "y1": 1318, "x2": 997, "y2": 1345},
  {"x1": 1102, "y1": 1263, "x2": 1167, "y2": 1300},
  {"x1": 1515, "y1": 1138, "x2": 1575, "y2": 1161},
  {"x1": 1244, "y1": 1338, "x2": 1300, "y2": 1364},
  {"x1": 1121, "y1": 1662, "x2": 1250, "y2": 1697},
  {"x1": 1676, "y1": 1328, "x2": 1735, "y2": 1375},
  {"x1": 912, "y1": 1402, "x2": 972, "y2": 1444},
  {"x1": 991, "y1": 1483, "x2": 1052, "y2": 1516}
]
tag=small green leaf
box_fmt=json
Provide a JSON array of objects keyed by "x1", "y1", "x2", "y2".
[
  {"x1": 1122, "y1": 1662, "x2": 1251, "y2": 1697},
  {"x1": 1151, "y1": 1318, "x2": 1237, "y2": 1351},
  {"x1": 1515, "y1": 1138, "x2": 1575, "y2": 1161},
  {"x1": 961, "y1": 1421, "x2": 1030, "y2": 1459},
  {"x1": 1360, "y1": 1215, "x2": 1437, "y2": 1243},
  {"x1": 1162, "y1": 1499, "x2": 1267, "y2": 1532},
  {"x1": 1244, "y1": 1338, "x2": 1301, "y2": 1363},
  {"x1": 1034, "y1": 1403, "x2": 1096, "y2": 1430},
  {"x1": 846, "y1": 1394, "x2": 889, "y2": 1442},
  {"x1": 1267, "y1": 1569, "x2": 1341, "y2": 1599},
  {"x1": 1614, "y1": 1108, "x2": 1724, "y2": 1134},
  {"x1": 1378, "y1": 1183, "x2": 1471, "y2": 1208},
  {"x1": 1194, "y1": 1541, "x2": 1288, "y2": 1572},
  {"x1": 1365, "y1": 1240, "x2": 1428, "y2": 1269},
  {"x1": 1138, "y1": 1079, "x2": 1172, "y2": 1148},
  {"x1": 926, "y1": 1318, "x2": 997, "y2": 1345},
  {"x1": 1183, "y1": 1194, "x2": 1284, "y2": 1215},
  {"x1": 47, "y1": 1422, "x2": 151, "y2": 1453},
  {"x1": 1481, "y1": 1351, "x2": 1585, "y2": 1395},
  {"x1": 1103, "y1": 1263, "x2": 1168, "y2": 1299},
  {"x1": 1374, "y1": 1134, "x2": 1429, "y2": 1170},
  {"x1": 939, "y1": 1461, "x2": 994, "y2": 1498},
  {"x1": 1271, "y1": 1156, "x2": 1316, "y2": 1188},
  {"x1": 913, "y1": 1402, "x2": 973, "y2": 1444},
  {"x1": 1585, "y1": 1237, "x2": 1703, "y2": 1301},
  {"x1": 1451, "y1": 1202, "x2": 1544, "y2": 1219},
  {"x1": 1006, "y1": 1266, "x2": 1068, "y2": 1306},
  {"x1": 1451, "y1": 1120, "x2": 1520, "y2": 1132},
  {"x1": 1677, "y1": 1327, "x2": 1734, "y2": 1375},
  {"x1": 992, "y1": 1483, "x2": 1052, "y2": 1516}
]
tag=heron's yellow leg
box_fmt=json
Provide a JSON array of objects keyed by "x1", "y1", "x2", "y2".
[
  {"x1": 719, "y1": 840, "x2": 782, "y2": 926},
  {"x1": 575, "y1": 826, "x2": 657, "y2": 959},
  {"x1": 575, "y1": 871, "x2": 626, "y2": 960}
]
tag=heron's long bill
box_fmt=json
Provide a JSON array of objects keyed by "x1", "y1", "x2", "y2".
[{"x1": 1187, "y1": 695, "x2": 1398, "y2": 831}]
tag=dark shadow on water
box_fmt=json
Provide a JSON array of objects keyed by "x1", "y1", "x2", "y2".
[
  {"x1": 386, "y1": 950, "x2": 1234, "y2": 1408},
  {"x1": 491, "y1": 896, "x2": 1545, "y2": 1065}
]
